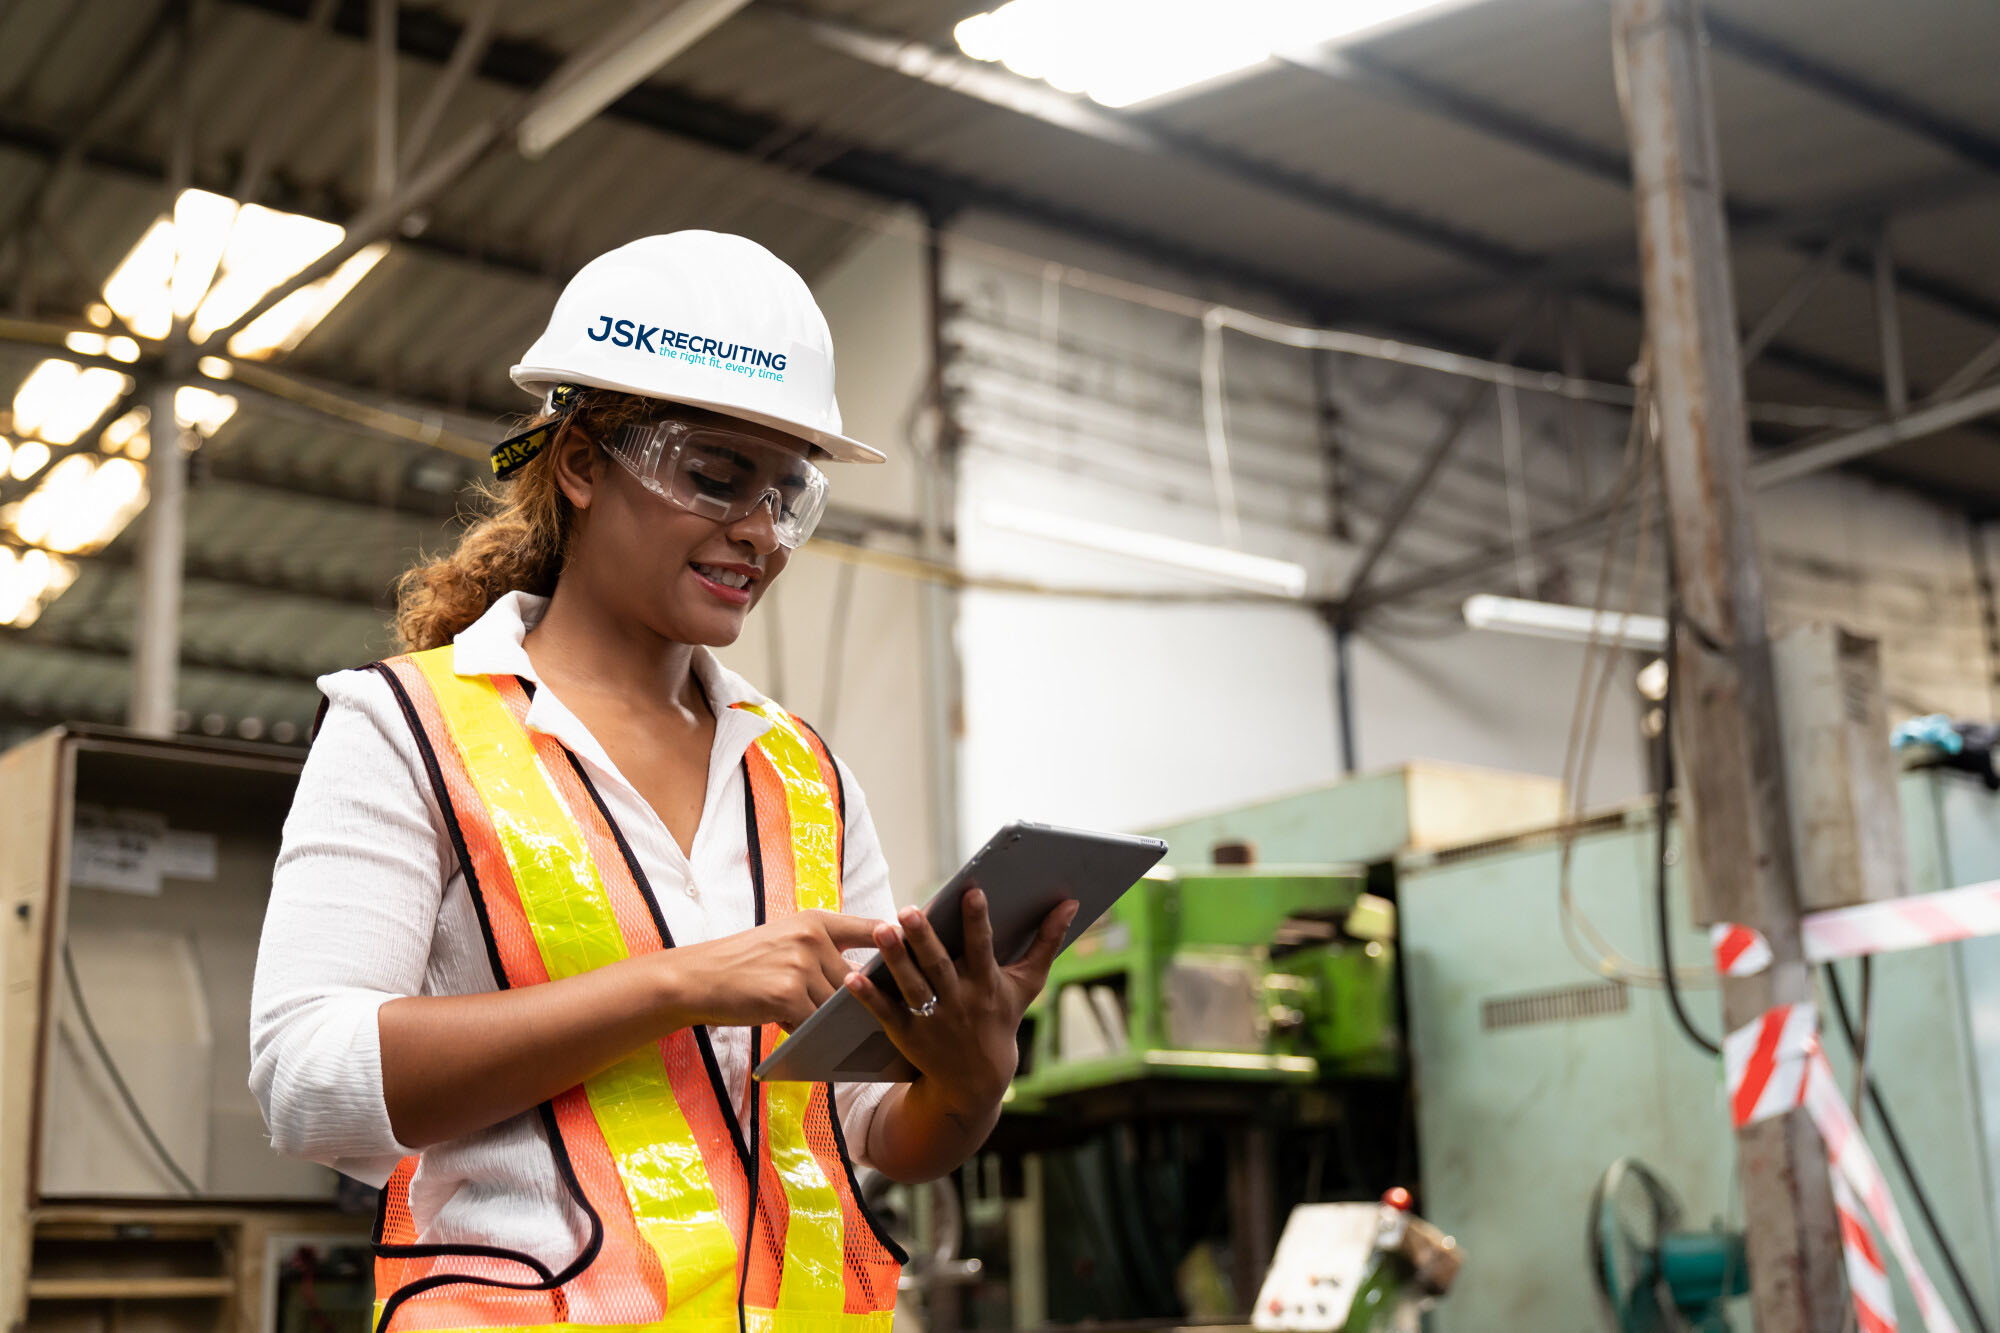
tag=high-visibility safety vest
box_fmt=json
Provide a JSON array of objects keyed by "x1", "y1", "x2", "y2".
[{"x1": 361, "y1": 647, "x2": 906, "y2": 1333}]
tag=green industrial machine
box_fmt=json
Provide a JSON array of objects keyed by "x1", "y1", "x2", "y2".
[
  {"x1": 1395, "y1": 767, "x2": 2000, "y2": 1331},
  {"x1": 1008, "y1": 867, "x2": 1399, "y2": 1111}
]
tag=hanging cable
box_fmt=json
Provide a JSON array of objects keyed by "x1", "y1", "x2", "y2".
[
  {"x1": 62, "y1": 942, "x2": 202, "y2": 1196},
  {"x1": 1653, "y1": 602, "x2": 1720, "y2": 1056},
  {"x1": 1825, "y1": 964, "x2": 1994, "y2": 1333},
  {"x1": 1852, "y1": 955, "x2": 1873, "y2": 1115},
  {"x1": 1199, "y1": 310, "x2": 1244, "y2": 547}
]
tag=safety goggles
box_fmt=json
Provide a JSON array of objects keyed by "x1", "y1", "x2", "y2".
[{"x1": 604, "y1": 418, "x2": 829, "y2": 549}]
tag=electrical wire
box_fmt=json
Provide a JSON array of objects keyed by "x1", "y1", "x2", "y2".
[
  {"x1": 1551, "y1": 365, "x2": 1713, "y2": 989},
  {"x1": 1852, "y1": 955, "x2": 1873, "y2": 1115},
  {"x1": 61, "y1": 941, "x2": 202, "y2": 1197},
  {"x1": 1825, "y1": 963, "x2": 1995, "y2": 1333},
  {"x1": 1653, "y1": 605, "x2": 1721, "y2": 1056}
]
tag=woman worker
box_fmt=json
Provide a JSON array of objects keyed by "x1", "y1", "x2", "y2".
[{"x1": 250, "y1": 231, "x2": 1077, "y2": 1332}]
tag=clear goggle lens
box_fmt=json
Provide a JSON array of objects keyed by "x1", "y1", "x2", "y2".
[{"x1": 605, "y1": 421, "x2": 829, "y2": 549}]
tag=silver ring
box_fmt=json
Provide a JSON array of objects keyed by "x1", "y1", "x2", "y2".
[{"x1": 913, "y1": 995, "x2": 939, "y2": 1018}]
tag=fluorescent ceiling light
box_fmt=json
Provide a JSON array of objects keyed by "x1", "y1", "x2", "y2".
[
  {"x1": 954, "y1": 0, "x2": 1469, "y2": 108},
  {"x1": 517, "y1": 0, "x2": 753, "y2": 158},
  {"x1": 100, "y1": 188, "x2": 386, "y2": 358},
  {"x1": 1462, "y1": 594, "x2": 1667, "y2": 650},
  {"x1": 983, "y1": 501, "x2": 1309, "y2": 596}
]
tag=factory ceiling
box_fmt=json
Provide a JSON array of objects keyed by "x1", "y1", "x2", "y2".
[{"x1": 0, "y1": 0, "x2": 1995, "y2": 738}]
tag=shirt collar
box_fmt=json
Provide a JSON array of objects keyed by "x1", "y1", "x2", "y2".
[
  {"x1": 453, "y1": 592, "x2": 764, "y2": 703},
  {"x1": 450, "y1": 591, "x2": 773, "y2": 758}
]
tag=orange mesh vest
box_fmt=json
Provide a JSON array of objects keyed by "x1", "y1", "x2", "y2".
[{"x1": 363, "y1": 648, "x2": 905, "y2": 1333}]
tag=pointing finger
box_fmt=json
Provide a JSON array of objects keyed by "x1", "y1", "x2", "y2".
[{"x1": 812, "y1": 911, "x2": 896, "y2": 952}]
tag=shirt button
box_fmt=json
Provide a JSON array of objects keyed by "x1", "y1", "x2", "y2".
[{"x1": 686, "y1": 880, "x2": 699, "y2": 898}]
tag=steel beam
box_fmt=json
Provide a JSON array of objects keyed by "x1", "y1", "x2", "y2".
[
  {"x1": 774, "y1": 7, "x2": 1956, "y2": 423},
  {"x1": 1277, "y1": 25, "x2": 2000, "y2": 358},
  {"x1": 397, "y1": 0, "x2": 499, "y2": 176},
  {"x1": 208, "y1": 0, "x2": 1362, "y2": 326},
  {"x1": 129, "y1": 377, "x2": 188, "y2": 735},
  {"x1": 1875, "y1": 229, "x2": 1908, "y2": 415},
  {"x1": 1280, "y1": 42, "x2": 1631, "y2": 184},
  {"x1": 780, "y1": 6, "x2": 1541, "y2": 275},
  {"x1": 1705, "y1": 12, "x2": 2000, "y2": 177},
  {"x1": 1, "y1": 1, "x2": 181, "y2": 310},
  {"x1": 1750, "y1": 377, "x2": 2000, "y2": 488},
  {"x1": 1740, "y1": 232, "x2": 1847, "y2": 368},
  {"x1": 1616, "y1": 6, "x2": 1845, "y2": 1316},
  {"x1": 3, "y1": 625, "x2": 329, "y2": 686},
  {"x1": 371, "y1": 0, "x2": 398, "y2": 200},
  {"x1": 231, "y1": 0, "x2": 340, "y2": 204},
  {"x1": 10, "y1": 536, "x2": 392, "y2": 611},
  {"x1": 1353, "y1": 376, "x2": 2000, "y2": 612},
  {"x1": 1927, "y1": 331, "x2": 2000, "y2": 406},
  {"x1": 1337, "y1": 305, "x2": 1539, "y2": 608}
]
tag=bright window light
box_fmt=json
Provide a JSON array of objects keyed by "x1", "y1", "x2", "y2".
[
  {"x1": 9, "y1": 439, "x2": 49, "y2": 481},
  {"x1": 0, "y1": 544, "x2": 79, "y2": 628},
  {"x1": 953, "y1": 0, "x2": 1470, "y2": 107},
  {"x1": 13, "y1": 359, "x2": 132, "y2": 445},
  {"x1": 100, "y1": 188, "x2": 386, "y2": 357},
  {"x1": 175, "y1": 385, "x2": 238, "y2": 436},
  {"x1": 101, "y1": 408, "x2": 148, "y2": 456},
  {"x1": 11, "y1": 453, "x2": 148, "y2": 556}
]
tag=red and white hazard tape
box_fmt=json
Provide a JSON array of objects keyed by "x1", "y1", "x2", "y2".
[
  {"x1": 1713, "y1": 876, "x2": 2000, "y2": 978},
  {"x1": 1724, "y1": 1002, "x2": 1961, "y2": 1333},
  {"x1": 1800, "y1": 877, "x2": 2000, "y2": 963}
]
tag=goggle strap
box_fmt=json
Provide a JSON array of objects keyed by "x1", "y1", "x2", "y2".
[{"x1": 489, "y1": 383, "x2": 583, "y2": 478}]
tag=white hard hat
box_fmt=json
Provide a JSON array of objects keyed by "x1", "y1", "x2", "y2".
[{"x1": 509, "y1": 231, "x2": 882, "y2": 464}]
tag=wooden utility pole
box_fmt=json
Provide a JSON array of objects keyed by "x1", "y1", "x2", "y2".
[{"x1": 1612, "y1": 1, "x2": 1847, "y2": 1328}]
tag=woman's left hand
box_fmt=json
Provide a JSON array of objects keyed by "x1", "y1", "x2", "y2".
[{"x1": 844, "y1": 890, "x2": 1079, "y2": 1115}]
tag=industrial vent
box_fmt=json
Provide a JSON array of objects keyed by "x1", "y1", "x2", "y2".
[{"x1": 1481, "y1": 981, "x2": 1629, "y2": 1031}]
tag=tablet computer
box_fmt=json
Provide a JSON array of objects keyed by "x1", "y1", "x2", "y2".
[{"x1": 751, "y1": 821, "x2": 1168, "y2": 1083}]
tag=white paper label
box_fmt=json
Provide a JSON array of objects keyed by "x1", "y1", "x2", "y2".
[
  {"x1": 160, "y1": 829, "x2": 218, "y2": 881},
  {"x1": 70, "y1": 815, "x2": 165, "y2": 896}
]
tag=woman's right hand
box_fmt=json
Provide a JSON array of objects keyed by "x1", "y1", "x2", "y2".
[{"x1": 655, "y1": 910, "x2": 885, "y2": 1031}]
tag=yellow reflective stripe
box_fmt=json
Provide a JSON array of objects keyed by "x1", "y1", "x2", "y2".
[
  {"x1": 763, "y1": 1079, "x2": 845, "y2": 1312},
  {"x1": 736, "y1": 703, "x2": 840, "y2": 912},
  {"x1": 414, "y1": 652, "x2": 736, "y2": 1320},
  {"x1": 735, "y1": 702, "x2": 845, "y2": 1312}
]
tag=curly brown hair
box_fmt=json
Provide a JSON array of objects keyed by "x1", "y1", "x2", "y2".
[{"x1": 393, "y1": 388, "x2": 658, "y2": 651}]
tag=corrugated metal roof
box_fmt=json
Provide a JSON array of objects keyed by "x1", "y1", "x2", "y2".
[{"x1": 0, "y1": 0, "x2": 1996, "y2": 738}]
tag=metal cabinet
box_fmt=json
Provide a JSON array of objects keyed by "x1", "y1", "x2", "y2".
[{"x1": 1, "y1": 726, "x2": 361, "y2": 1332}]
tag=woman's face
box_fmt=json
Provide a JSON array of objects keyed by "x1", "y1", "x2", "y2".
[{"x1": 554, "y1": 405, "x2": 810, "y2": 648}]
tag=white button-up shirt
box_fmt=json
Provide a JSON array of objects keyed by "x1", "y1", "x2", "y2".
[{"x1": 250, "y1": 592, "x2": 895, "y2": 1262}]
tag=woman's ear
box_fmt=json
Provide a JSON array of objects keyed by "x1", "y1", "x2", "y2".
[{"x1": 550, "y1": 421, "x2": 601, "y2": 510}]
